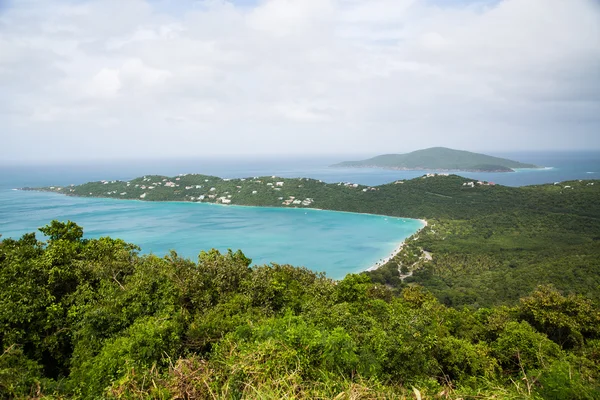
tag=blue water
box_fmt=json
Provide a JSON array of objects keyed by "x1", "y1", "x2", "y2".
[
  {"x1": 0, "y1": 189, "x2": 422, "y2": 279},
  {"x1": 1, "y1": 151, "x2": 598, "y2": 279},
  {"x1": 2, "y1": 151, "x2": 598, "y2": 189}
]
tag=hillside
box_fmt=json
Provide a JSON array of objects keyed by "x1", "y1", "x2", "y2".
[
  {"x1": 6, "y1": 175, "x2": 600, "y2": 398},
  {"x1": 331, "y1": 147, "x2": 540, "y2": 172},
  {"x1": 22, "y1": 174, "x2": 600, "y2": 306},
  {"x1": 23, "y1": 173, "x2": 598, "y2": 221},
  {"x1": 1, "y1": 222, "x2": 600, "y2": 398}
]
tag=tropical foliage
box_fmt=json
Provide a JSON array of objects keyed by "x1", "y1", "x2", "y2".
[{"x1": 1, "y1": 222, "x2": 600, "y2": 399}]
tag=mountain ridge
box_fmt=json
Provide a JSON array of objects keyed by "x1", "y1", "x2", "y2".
[{"x1": 331, "y1": 147, "x2": 541, "y2": 172}]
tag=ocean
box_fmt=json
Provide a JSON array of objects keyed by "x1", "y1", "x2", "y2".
[{"x1": 1, "y1": 151, "x2": 598, "y2": 279}]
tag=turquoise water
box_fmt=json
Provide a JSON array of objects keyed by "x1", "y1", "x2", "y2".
[
  {"x1": 1, "y1": 151, "x2": 597, "y2": 279},
  {"x1": 0, "y1": 189, "x2": 424, "y2": 280}
]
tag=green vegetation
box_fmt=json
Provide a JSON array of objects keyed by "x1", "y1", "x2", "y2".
[
  {"x1": 11, "y1": 172, "x2": 600, "y2": 398},
  {"x1": 24, "y1": 174, "x2": 600, "y2": 308},
  {"x1": 331, "y1": 147, "x2": 540, "y2": 171},
  {"x1": 366, "y1": 178, "x2": 600, "y2": 307},
  {"x1": 1, "y1": 221, "x2": 600, "y2": 398}
]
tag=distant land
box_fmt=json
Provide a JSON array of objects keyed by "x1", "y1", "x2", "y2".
[{"x1": 331, "y1": 147, "x2": 541, "y2": 172}]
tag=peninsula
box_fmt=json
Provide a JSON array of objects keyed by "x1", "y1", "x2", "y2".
[
  {"x1": 331, "y1": 147, "x2": 540, "y2": 172},
  {"x1": 19, "y1": 173, "x2": 548, "y2": 217}
]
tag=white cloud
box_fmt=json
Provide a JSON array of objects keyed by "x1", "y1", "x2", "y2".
[
  {"x1": 247, "y1": 0, "x2": 335, "y2": 36},
  {"x1": 120, "y1": 58, "x2": 172, "y2": 88},
  {"x1": 0, "y1": 0, "x2": 599, "y2": 162},
  {"x1": 88, "y1": 68, "x2": 121, "y2": 98}
]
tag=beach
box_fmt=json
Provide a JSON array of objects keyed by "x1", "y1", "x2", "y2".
[{"x1": 366, "y1": 219, "x2": 428, "y2": 272}]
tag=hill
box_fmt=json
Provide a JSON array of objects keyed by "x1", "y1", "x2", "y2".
[
  {"x1": 22, "y1": 174, "x2": 600, "y2": 306},
  {"x1": 7, "y1": 175, "x2": 600, "y2": 398},
  {"x1": 1, "y1": 221, "x2": 600, "y2": 398},
  {"x1": 331, "y1": 147, "x2": 540, "y2": 172}
]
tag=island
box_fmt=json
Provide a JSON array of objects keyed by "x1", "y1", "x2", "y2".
[
  {"x1": 6, "y1": 174, "x2": 600, "y2": 399},
  {"x1": 330, "y1": 146, "x2": 540, "y2": 172}
]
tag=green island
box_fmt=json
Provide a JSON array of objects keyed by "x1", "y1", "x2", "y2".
[
  {"x1": 4, "y1": 174, "x2": 600, "y2": 398},
  {"x1": 331, "y1": 147, "x2": 541, "y2": 172}
]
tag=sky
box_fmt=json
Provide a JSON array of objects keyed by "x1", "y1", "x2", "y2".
[{"x1": 1, "y1": 0, "x2": 599, "y2": 162}]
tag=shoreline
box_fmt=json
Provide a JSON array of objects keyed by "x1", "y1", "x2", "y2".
[
  {"x1": 15, "y1": 189, "x2": 427, "y2": 276},
  {"x1": 17, "y1": 188, "x2": 425, "y2": 221},
  {"x1": 365, "y1": 219, "x2": 428, "y2": 272},
  {"x1": 330, "y1": 166, "x2": 544, "y2": 173}
]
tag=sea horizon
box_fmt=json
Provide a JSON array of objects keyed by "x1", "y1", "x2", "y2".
[
  {"x1": 2, "y1": 150, "x2": 599, "y2": 190},
  {"x1": 1, "y1": 150, "x2": 598, "y2": 279}
]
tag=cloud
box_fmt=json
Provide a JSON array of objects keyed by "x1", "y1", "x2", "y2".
[
  {"x1": 0, "y1": 0, "x2": 599, "y2": 162},
  {"x1": 88, "y1": 68, "x2": 121, "y2": 99}
]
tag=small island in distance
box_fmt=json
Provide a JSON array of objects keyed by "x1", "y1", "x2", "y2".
[{"x1": 331, "y1": 146, "x2": 541, "y2": 172}]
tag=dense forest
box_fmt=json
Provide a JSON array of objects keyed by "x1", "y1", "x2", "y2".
[
  {"x1": 364, "y1": 179, "x2": 600, "y2": 307},
  {"x1": 1, "y1": 221, "x2": 599, "y2": 398}
]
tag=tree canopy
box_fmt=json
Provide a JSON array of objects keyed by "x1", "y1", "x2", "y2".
[{"x1": 1, "y1": 222, "x2": 599, "y2": 398}]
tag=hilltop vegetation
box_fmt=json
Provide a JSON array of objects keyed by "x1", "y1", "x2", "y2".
[
  {"x1": 24, "y1": 174, "x2": 600, "y2": 307},
  {"x1": 24, "y1": 173, "x2": 596, "y2": 221},
  {"x1": 1, "y1": 222, "x2": 600, "y2": 398},
  {"x1": 331, "y1": 147, "x2": 540, "y2": 172}
]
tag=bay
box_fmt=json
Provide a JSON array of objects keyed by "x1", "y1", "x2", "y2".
[
  {"x1": 1, "y1": 151, "x2": 597, "y2": 279},
  {"x1": 0, "y1": 189, "x2": 423, "y2": 280}
]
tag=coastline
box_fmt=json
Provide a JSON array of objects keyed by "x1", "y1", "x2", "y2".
[
  {"x1": 365, "y1": 219, "x2": 428, "y2": 272},
  {"x1": 14, "y1": 190, "x2": 427, "y2": 277},
  {"x1": 17, "y1": 188, "x2": 426, "y2": 221},
  {"x1": 329, "y1": 166, "x2": 543, "y2": 173}
]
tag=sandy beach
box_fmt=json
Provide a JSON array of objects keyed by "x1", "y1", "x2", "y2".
[{"x1": 366, "y1": 219, "x2": 428, "y2": 272}]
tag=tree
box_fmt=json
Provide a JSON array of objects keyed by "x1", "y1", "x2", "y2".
[
  {"x1": 39, "y1": 220, "x2": 83, "y2": 242},
  {"x1": 518, "y1": 285, "x2": 600, "y2": 349}
]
